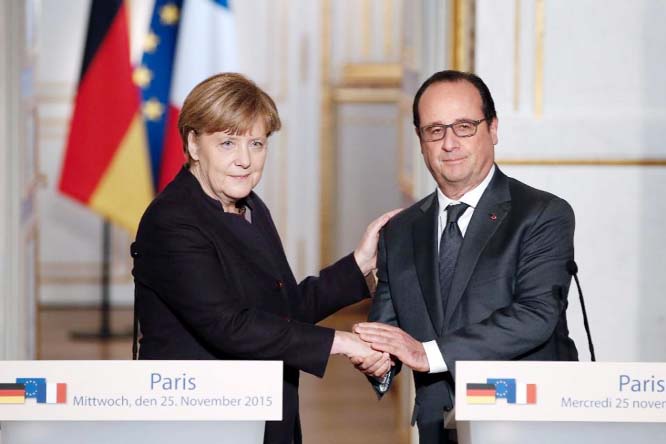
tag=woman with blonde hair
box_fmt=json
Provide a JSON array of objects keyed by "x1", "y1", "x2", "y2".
[{"x1": 132, "y1": 73, "x2": 397, "y2": 444}]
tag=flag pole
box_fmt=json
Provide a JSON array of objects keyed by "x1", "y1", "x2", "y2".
[
  {"x1": 70, "y1": 219, "x2": 132, "y2": 341},
  {"x1": 100, "y1": 219, "x2": 112, "y2": 337}
]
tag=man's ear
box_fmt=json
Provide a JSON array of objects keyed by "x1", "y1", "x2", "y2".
[
  {"x1": 489, "y1": 117, "x2": 499, "y2": 146},
  {"x1": 187, "y1": 131, "x2": 199, "y2": 161},
  {"x1": 415, "y1": 127, "x2": 425, "y2": 153}
]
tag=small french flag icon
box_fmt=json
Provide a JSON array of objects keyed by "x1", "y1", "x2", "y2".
[{"x1": 45, "y1": 383, "x2": 67, "y2": 404}]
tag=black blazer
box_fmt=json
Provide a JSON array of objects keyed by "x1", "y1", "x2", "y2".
[
  {"x1": 369, "y1": 167, "x2": 578, "y2": 443},
  {"x1": 132, "y1": 168, "x2": 369, "y2": 444}
]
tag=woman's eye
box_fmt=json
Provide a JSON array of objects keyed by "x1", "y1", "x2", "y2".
[
  {"x1": 220, "y1": 140, "x2": 234, "y2": 148},
  {"x1": 251, "y1": 140, "x2": 265, "y2": 148}
]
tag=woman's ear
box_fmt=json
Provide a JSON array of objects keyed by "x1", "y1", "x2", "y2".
[{"x1": 187, "y1": 130, "x2": 199, "y2": 161}]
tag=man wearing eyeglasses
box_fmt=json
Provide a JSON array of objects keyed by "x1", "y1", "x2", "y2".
[{"x1": 353, "y1": 70, "x2": 579, "y2": 443}]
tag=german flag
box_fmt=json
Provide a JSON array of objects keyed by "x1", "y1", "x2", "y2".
[
  {"x1": 0, "y1": 383, "x2": 26, "y2": 404},
  {"x1": 466, "y1": 383, "x2": 496, "y2": 404},
  {"x1": 59, "y1": 0, "x2": 153, "y2": 233}
]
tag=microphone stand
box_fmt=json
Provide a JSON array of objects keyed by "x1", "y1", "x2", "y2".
[{"x1": 567, "y1": 260, "x2": 596, "y2": 362}]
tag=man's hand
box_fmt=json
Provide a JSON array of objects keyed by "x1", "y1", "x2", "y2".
[
  {"x1": 353, "y1": 208, "x2": 402, "y2": 275},
  {"x1": 353, "y1": 322, "x2": 430, "y2": 373}
]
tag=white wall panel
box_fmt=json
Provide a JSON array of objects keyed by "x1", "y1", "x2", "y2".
[
  {"x1": 1, "y1": 0, "x2": 39, "y2": 359},
  {"x1": 545, "y1": 1, "x2": 666, "y2": 113},
  {"x1": 279, "y1": 0, "x2": 322, "y2": 276},
  {"x1": 334, "y1": 103, "x2": 403, "y2": 259},
  {"x1": 475, "y1": 0, "x2": 515, "y2": 112},
  {"x1": 329, "y1": 0, "x2": 403, "y2": 84},
  {"x1": 477, "y1": 0, "x2": 666, "y2": 159}
]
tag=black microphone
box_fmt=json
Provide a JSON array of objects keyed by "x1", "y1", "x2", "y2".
[{"x1": 566, "y1": 260, "x2": 595, "y2": 361}]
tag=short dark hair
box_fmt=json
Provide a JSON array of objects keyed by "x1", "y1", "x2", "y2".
[{"x1": 412, "y1": 70, "x2": 497, "y2": 130}]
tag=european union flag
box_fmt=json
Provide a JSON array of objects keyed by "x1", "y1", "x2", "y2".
[
  {"x1": 138, "y1": 0, "x2": 183, "y2": 188},
  {"x1": 16, "y1": 378, "x2": 47, "y2": 403},
  {"x1": 487, "y1": 378, "x2": 516, "y2": 404}
]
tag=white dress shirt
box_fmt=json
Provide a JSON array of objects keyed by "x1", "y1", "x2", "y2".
[{"x1": 423, "y1": 165, "x2": 496, "y2": 373}]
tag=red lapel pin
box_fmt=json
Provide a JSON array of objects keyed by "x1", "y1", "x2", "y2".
[{"x1": 490, "y1": 213, "x2": 497, "y2": 221}]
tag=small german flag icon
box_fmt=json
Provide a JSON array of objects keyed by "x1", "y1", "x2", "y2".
[{"x1": 0, "y1": 383, "x2": 26, "y2": 404}]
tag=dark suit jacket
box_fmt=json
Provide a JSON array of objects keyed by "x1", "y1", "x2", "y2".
[
  {"x1": 369, "y1": 166, "x2": 578, "y2": 443},
  {"x1": 132, "y1": 168, "x2": 369, "y2": 444}
]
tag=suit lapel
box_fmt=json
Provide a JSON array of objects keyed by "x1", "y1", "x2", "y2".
[
  {"x1": 245, "y1": 195, "x2": 292, "y2": 274},
  {"x1": 180, "y1": 169, "x2": 283, "y2": 281},
  {"x1": 412, "y1": 193, "x2": 444, "y2": 334},
  {"x1": 443, "y1": 168, "x2": 512, "y2": 329},
  {"x1": 218, "y1": 212, "x2": 284, "y2": 279}
]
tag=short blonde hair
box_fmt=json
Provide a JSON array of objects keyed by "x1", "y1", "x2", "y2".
[{"x1": 178, "y1": 73, "x2": 282, "y2": 165}]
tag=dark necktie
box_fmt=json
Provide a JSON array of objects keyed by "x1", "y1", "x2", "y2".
[{"x1": 439, "y1": 203, "x2": 469, "y2": 310}]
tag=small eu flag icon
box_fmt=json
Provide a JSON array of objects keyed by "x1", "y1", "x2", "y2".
[
  {"x1": 16, "y1": 378, "x2": 47, "y2": 403},
  {"x1": 487, "y1": 378, "x2": 517, "y2": 404}
]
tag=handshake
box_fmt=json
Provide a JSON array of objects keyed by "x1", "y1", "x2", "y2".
[{"x1": 331, "y1": 323, "x2": 431, "y2": 378}]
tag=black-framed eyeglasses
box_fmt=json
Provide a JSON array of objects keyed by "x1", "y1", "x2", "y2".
[{"x1": 419, "y1": 119, "x2": 487, "y2": 142}]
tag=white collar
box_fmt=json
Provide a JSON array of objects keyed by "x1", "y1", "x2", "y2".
[{"x1": 436, "y1": 164, "x2": 495, "y2": 211}]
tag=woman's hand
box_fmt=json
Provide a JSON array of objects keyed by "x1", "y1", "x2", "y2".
[
  {"x1": 353, "y1": 208, "x2": 402, "y2": 275},
  {"x1": 350, "y1": 350, "x2": 394, "y2": 378},
  {"x1": 330, "y1": 331, "x2": 373, "y2": 357},
  {"x1": 331, "y1": 331, "x2": 391, "y2": 377}
]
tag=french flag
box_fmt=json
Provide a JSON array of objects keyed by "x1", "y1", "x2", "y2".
[
  {"x1": 46, "y1": 383, "x2": 67, "y2": 404},
  {"x1": 158, "y1": 0, "x2": 238, "y2": 191},
  {"x1": 516, "y1": 383, "x2": 537, "y2": 405}
]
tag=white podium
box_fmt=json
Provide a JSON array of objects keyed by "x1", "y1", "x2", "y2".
[
  {"x1": 0, "y1": 361, "x2": 282, "y2": 444},
  {"x1": 451, "y1": 361, "x2": 666, "y2": 444}
]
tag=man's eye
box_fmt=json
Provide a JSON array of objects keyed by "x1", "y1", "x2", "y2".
[{"x1": 429, "y1": 127, "x2": 443, "y2": 135}]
